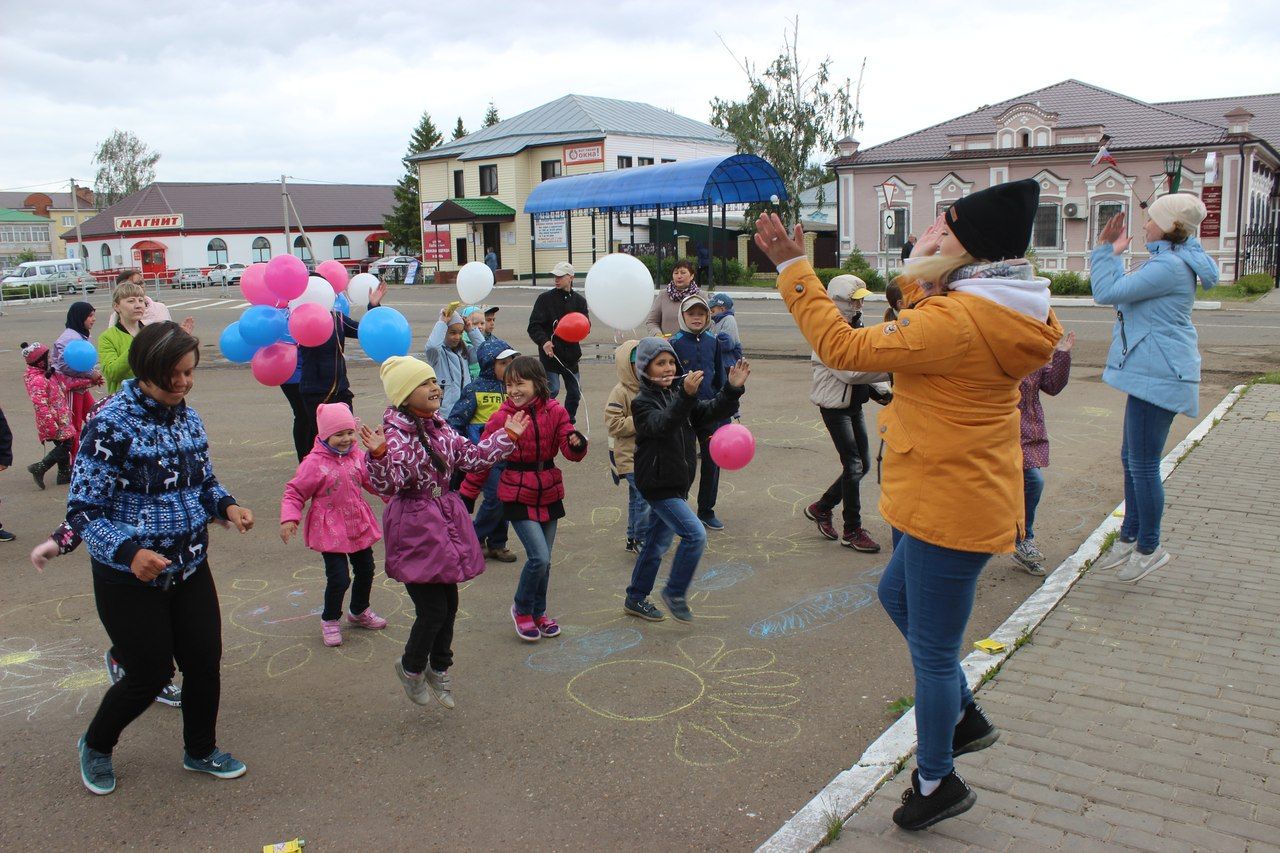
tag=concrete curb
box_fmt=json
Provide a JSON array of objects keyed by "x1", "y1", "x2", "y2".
[
  {"x1": 0, "y1": 295, "x2": 65, "y2": 308},
  {"x1": 756, "y1": 382, "x2": 1248, "y2": 853},
  {"x1": 493, "y1": 285, "x2": 1221, "y2": 311}
]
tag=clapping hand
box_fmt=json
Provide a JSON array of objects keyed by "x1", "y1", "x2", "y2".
[
  {"x1": 913, "y1": 214, "x2": 948, "y2": 259},
  {"x1": 727, "y1": 358, "x2": 751, "y2": 388},
  {"x1": 360, "y1": 424, "x2": 386, "y2": 453},
  {"x1": 370, "y1": 280, "x2": 388, "y2": 307},
  {"x1": 682, "y1": 370, "x2": 704, "y2": 396},
  {"x1": 504, "y1": 410, "x2": 530, "y2": 437},
  {"x1": 1056, "y1": 330, "x2": 1076, "y2": 353},
  {"x1": 1098, "y1": 213, "x2": 1131, "y2": 255},
  {"x1": 752, "y1": 213, "x2": 806, "y2": 268},
  {"x1": 180, "y1": 317, "x2": 196, "y2": 334}
]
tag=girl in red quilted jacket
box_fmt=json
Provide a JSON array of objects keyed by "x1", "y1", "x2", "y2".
[
  {"x1": 467, "y1": 355, "x2": 587, "y2": 642},
  {"x1": 22, "y1": 342, "x2": 97, "y2": 489}
]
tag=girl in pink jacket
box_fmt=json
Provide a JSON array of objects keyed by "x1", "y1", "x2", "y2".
[
  {"x1": 23, "y1": 341, "x2": 95, "y2": 489},
  {"x1": 280, "y1": 403, "x2": 387, "y2": 648}
]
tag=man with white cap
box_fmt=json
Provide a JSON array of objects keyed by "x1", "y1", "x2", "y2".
[{"x1": 527, "y1": 261, "x2": 589, "y2": 422}]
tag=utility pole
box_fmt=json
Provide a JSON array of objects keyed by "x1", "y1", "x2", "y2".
[
  {"x1": 69, "y1": 178, "x2": 85, "y2": 263},
  {"x1": 281, "y1": 174, "x2": 291, "y2": 256}
]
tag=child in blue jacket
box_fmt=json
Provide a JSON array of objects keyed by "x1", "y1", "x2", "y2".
[{"x1": 669, "y1": 294, "x2": 728, "y2": 530}]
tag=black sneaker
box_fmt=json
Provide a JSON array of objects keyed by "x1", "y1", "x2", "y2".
[
  {"x1": 0, "y1": 528, "x2": 14, "y2": 543},
  {"x1": 660, "y1": 589, "x2": 693, "y2": 622},
  {"x1": 952, "y1": 701, "x2": 999, "y2": 756},
  {"x1": 623, "y1": 598, "x2": 665, "y2": 622},
  {"x1": 625, "y1": 538, "x2": 642, "y2": 554},
  {"x1": 892, "y1": 769, "x2": 976, "y2": 831}
]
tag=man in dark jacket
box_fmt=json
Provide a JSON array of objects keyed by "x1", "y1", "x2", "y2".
[
  {"x1": 0, "y1": 406, "x2": 13, "y2": 541},
  {"x1": 527, "y1": 261, "x2": 588, "y2": 422},
  {"x1": 297, "y1": 280, "x2": 386, "y2": 451},
  {"x1": 669, "y1": 294, "x2": 728, "y2": 530}
]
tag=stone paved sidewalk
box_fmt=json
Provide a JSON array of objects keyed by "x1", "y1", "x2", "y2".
[{"x1": 832, "y1": 384, "x2": 1280, "y2": 852}]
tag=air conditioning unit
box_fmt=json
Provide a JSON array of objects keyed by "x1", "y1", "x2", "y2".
[{"x1": 1063, "y1": 200, "x2": 1087, "y2": 220}]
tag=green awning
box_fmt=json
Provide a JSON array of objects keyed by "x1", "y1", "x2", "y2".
[{"x1": 425, "y1": 198, "x2": 517, "y2": 223}]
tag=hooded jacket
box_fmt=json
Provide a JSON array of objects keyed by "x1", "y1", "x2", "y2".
[
  {"x1": 424, "y1": 317, "x2": 482, "y2": 417},
  {"x1": 280, "y1": 438, "x2": 383, "y2": 554},
  {"x1": 448, "y1": 337, "x2": 511, "y2": 440},
  {"x1": 669, "y1": 295, "x2": 726, "y2": 405},
  {"x1": 632, "y1": 338, "x2": 745, "y2": 501},
  {"x1": 366, "y1": 406, "x2": 514, "y2": 584},
  {"x1": 604, "y1": 340, "x2": 642, "y2": 478},
  {"x1": 1089, "y1": 237, "x2": 1218, "y2": 417},
  {"x1": 463, "y1": 396, "x2": 587, "y2": 519},
  {"x1": 809, "y1": 309, "x2": 890, "y2": 409},
  {"x1": 778, "y1": 259, "x2": 1062, "y2": 554},
  {"x1": 25, "y1": 366, "x2": 89, "y2": 442},
  {"x1": 711, "y1": 307, "x2": 743, "y2": 370}
]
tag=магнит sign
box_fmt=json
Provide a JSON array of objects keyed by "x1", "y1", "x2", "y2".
[{"x1": 114, "y1": 214, "x2": 184, "y2": 231}]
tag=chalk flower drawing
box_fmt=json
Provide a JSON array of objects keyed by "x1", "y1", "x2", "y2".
[
  {"x1": 0, "y1": 637, "x2": 110, "y2": 720},
  {"x1": 566, "y1": 635, "x2": 801, "y2": 766}
]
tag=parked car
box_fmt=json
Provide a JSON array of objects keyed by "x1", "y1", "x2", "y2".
[
  {"x1": 176, "y1": 267, "x2": 210, "y2": 288},
  {"x1": 44, "y1": 270, "x2": 98, "y2": 294},
  {"x1": 208, "y1": 263, "x2": 245, "y2": 287},
  {"x1": 367, "y1": 255, "x2": 419, "y2": 272}
]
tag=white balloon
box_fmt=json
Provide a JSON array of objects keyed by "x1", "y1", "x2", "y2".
[
  {"x1": 585, "y1": 253, "x2": 656, "y2": 330},
  {"x1": 456, "y1": 261, "x2": 495, "y2": 304},
  {"x1": 288, "y1": 276, "x2": 337, "y2": 312},
  {"x1": 347, "y1": 272, "x2": 377, "y2": 311}
]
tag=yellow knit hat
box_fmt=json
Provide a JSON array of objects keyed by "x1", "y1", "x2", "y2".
[{"x1": 380, "y1": 356, "x2": 436, "y2": 406}]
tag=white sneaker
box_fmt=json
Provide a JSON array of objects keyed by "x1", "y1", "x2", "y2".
[
  {"x1": 1095, "y1": 539, "x2": 1136, "y2": 571},
  {"x1": 1117, "y1": 546, "x2": 1170, "y2": 583},
  {"x1": 1013, "y1": 540, "x2": 1046, "y2": 576}
]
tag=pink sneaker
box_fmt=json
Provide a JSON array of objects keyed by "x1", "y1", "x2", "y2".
[
  {"x1": 321, "y1": 619, "x2": 343, "y2": 647},
  {"x1": 346, "y1": 609, "x2": 388, "y2": 630},
  {"x1": 534, "y1": 615, "x2": 561, "y2": 638}
]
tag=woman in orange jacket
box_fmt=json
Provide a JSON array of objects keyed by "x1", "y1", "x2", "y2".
[{"x1": 756, "y1": 179, "x2": 1062, "y2": 831}]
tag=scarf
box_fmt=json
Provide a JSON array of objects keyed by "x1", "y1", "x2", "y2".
[
  {"x1": 666, "y1": 281, "x2": 699, "y2": 302},
  {"x1": 66, "y1": 301, "x2": 95, "y2": 336},
  {"x1": 321, "y1": 439, "x2": 353, "y2": 456},
  {"x1": 947, "y1": 259, "x2": 1050, "y2": 321},
  {"x1": 945, "y1": 259, "x2": 1035, "y2": 284}
]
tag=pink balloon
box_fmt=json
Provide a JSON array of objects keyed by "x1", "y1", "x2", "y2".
[
  {"x1": 708, "y1": 423, "x2": 756, "y2": 471},
  {"x1": 240, "y1": 263, "x2": 281, "y2": 306},
  {"x1": 316, "y1": 260, "x2": 349, "y2": 294},
  {"x1": 265, "y1": 254, "x2": 308, "y2": 301},
  {"x1": 251, "y1": 342, "x2": 298, "y2": 387},
  {"x1": 288, "y1": 302, "x2": 333, "y2": 347}
]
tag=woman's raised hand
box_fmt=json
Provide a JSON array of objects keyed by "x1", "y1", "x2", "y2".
[
  {"x1": 727, "y1": 358, "x2": 751, "y2": 387},
  {"x1": 1099, "y1": 213, "x2": 1130, "y2": 254},
  {"x1": 504, "y1": 409, "x2": 530, "y2": 437},
  {"x1": 913, "y1": 214, "x2": 948, "y2": 258},
  {"x1": 360, "y1": 424, "x2": 386, "y2": 453},
  {"x1": 752, "y1": 212, "x2": 806, "y2": 267}
]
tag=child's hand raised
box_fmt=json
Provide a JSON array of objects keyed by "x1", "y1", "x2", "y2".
[
  {"x1": 360, "y1": 424, "x2": 386, "y2": 453},
  {"x1": 504, "y1": 410, "x2": 530, "y2": 437},
  {"x1": 727, "y1": 358, "x2": 751, "y2": 387},
  {"x1": 682, "y1": 370, "x2": 704, "y2": 396},
  {"x1": 280, "y1": 521, "x2": 298, "y2": 544},
  {"x1": 1056, "y1": 330, "x2": 1076, "y2": 353}
]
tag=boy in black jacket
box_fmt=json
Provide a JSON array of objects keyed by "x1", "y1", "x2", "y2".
[
  {"x1": 526, "y1": 261, "x2": 589, "y2": 422},
  {"x1": 624, "y1": 338, "x2": 749, "y2": 622}
]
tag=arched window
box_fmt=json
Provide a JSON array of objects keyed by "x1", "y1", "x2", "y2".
[
  {"x1": 332, "y1": 234, "x2": 350, "y2": 259},
  {"x1": 251, "y1": 236, "x2": 272, "y2": 263},
  {"x1": 293, "y1": 235, "x2": 313, "y2": 262},
  {"x1": 100, "y1": 243, "x2": 111, "y2": 268},
  {"x1": 207, "y1": 237, "x2": 229, "y2": 265},
  {"x1": 1020, "y1": 131, "x2": 1031, "y2": 148}
]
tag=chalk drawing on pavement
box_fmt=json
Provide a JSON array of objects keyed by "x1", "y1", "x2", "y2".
[{"x1": 749, "y1": 568, "x2": 885, "y2": 640}]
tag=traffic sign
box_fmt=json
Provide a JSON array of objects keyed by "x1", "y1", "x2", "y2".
[{"x1": 883, "y1": 211, "x2": 896, "y2": 234}]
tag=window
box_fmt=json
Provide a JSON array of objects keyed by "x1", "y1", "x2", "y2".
[
  {"x1": 333, "y1": 234, "x2": 350, "y2": 259},
  {"x1": 100, "y1": 243, "x2": 111, "y2": 265},
  {"x1": 31, "y1": 225, "x2": 49, "y2": 241},
  {"x1": 251, "y1": 236, "x2": 272, "y2": 263},
  {"x1": 62, "y1": 216, "x2": 75, "y2": 226},
  {"x1": 206, "y1": 238, "x2": 228, "y2": 265},
  {"x1": 661, "y1": 158, "x2": 676, "y2": 164},
  {"x1": 1032, "y1": 204, "x2": 1061, "y2": 248},
  {"x1": 293, "y1": 235, "x2": 312, "y2": 262},
  {"x1": 1020, "y1": 131, "x2": 1031, "y2": 148},
  {"x1": 1094, "y1": 201, "x2": 1125, "y2": 241},
  {"x1": 541, "y1": 160, "x2": 562, "y2": 181},
  {"x1": 884, "y1": 208, "x2": 909, "y2": 251},
  {"x1": 479, "y1": 165, "x2": 498, "y2": 195},
  {"x1": 617, "y1": 156, "x2": 633, "y2": 169},
  {"x1": 638, "y1": 157, "x2": 654, "y2": 167},
  {"x1": 453, "y1": 169, "x2": 465, "y2": 198}
]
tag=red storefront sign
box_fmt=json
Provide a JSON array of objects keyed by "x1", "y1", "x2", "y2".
[
  {"x1": 114, "y1": 214, "x2": 184, "y2": 231},
  {"x1": 1201, "y1": 186, "x2": 1222, "y2": 238},
  {"x1": 563, "y1": 143, "x2": 604, "y2": 167}
]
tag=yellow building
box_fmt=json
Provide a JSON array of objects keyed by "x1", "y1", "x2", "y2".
[
  {"x1": 0, "y1": 189, "x2": 98, "y2": 261},
  {"x1": 412, "y1": 94, "x2": 734, "y2": 279}
]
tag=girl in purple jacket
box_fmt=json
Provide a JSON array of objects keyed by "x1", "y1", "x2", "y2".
[
  {"x1": 362, "y1": 356, "x2": 527, "y2": 709},
  {"x1": 1013, "y1": 331, "x2": 1074, "y2": 576}
]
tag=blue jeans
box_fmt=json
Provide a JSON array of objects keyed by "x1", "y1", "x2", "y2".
[
  {"x1": 1120, "y1": 395, "x2": 1177, "y2": 552},
  {"x1": 1021, "y1": 467, "x2": 1045, "y2": 542},
  {"x1": 623, "y1": 473, "x2": 651, "y2": 541},
  {"x1": 877, "y1": 529, "x2": 991, "y2": 781},
  {"x1": 626, "y1": 497, "x2": 706, "y2": 600},
  {"x1": 511, "y1": 518, "x2": 557, "y2": 617},
  {"x1": 546, "y1": 369, "x2": 581, "y2": 422},
  {"x1": 472, "y1": 464, "x2": 508, "y2": 549}
]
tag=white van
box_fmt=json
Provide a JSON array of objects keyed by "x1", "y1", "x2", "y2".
[{"x1": 2, "y1": 258, "x2": 88, "y2": 283}]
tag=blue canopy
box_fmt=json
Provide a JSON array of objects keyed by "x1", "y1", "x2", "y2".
[{"x1": 523, "y1": 153, "x2": 787, "y2": 214}]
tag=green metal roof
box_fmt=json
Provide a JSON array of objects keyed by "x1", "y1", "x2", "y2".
[
  {"x1": 451, "y1": 197, "x2": 517, "y2": 216},
  {"x1": 0, "y1": 207, "x2": 52, "y2": 222}
]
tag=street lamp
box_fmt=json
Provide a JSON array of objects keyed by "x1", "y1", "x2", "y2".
[{"x1": 1164, "y1": 153, "x2": 1184, "y2": 193}]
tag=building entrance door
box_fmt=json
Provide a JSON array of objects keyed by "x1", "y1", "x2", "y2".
[
  {"x1": 455, "y1": 238, "x2": 468, "y2": 265},
  {"x1": 482, "y1": 223, "x2": 501, "y2": 267}
]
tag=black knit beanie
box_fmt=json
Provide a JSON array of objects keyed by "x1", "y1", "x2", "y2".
[{"x1": 944, "y1": 178, "x2": 1040, "y2": 262}]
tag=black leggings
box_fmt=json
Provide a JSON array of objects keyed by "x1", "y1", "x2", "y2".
[
  {"x1": 280, "y1": 383, "x2": 309, "y2": 462},
  {"x1": 402, "y1": 583, "x2": 458, "y2": 674},
  {"x1": 321, "y1": 548, "x2": 375, "y2": 621},
  {"x1": 85, "y1": 564, "x2": 222, "y2": 758},
  {"x1": 38, "y1": 438, "x2": 72, "y2": 474}
]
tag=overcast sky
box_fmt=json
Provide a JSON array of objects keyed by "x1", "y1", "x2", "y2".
[{"x1": 2, "y1": 0, "x2": 1278, "y2": 195}]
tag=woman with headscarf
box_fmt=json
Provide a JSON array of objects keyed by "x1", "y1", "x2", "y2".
[
  {"x1": 52, "y1": 301, "x2": 104, "y2": 463},
  {"x1": 644, "y1": 260, "x2": 700, "y2": 336}
]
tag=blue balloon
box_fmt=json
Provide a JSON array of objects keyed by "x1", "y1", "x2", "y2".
[
  {"x1": 357, "y1": 306, "x2": 412, "y2": 364},
  {"x1": 63, "y1": 339, "x2": 98, "y2": 373},
  {"x1": 240, "y1": 305, "x2": 288, "y2": 348},
  {"x1": 219, "y1": 322, "x2": 258, "y2": 364},
  {"x1": 334, "y1": 293, "x2": 351, "y2": 317}
]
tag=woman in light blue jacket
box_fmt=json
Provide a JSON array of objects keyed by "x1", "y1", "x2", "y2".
[{"x1": 1090, "y1": 193, "x2": 1217, "y2": 583}]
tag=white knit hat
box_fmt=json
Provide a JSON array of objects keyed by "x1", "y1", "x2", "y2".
[{"x1": 1148, "y1": 193, "x2": 1208, "y2": 233}]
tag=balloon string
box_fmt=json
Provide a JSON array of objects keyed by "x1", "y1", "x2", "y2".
[{"x1": 550, "y1": 353, "x2": 589, "y2": 440}]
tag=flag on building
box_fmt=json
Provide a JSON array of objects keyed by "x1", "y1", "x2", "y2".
[{"x1": 1090, "y1": 145, "x2": 1118, "y2": 168}]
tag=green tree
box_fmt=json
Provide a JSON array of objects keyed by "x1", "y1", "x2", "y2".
[
  {"x1": 710, "y1": 18, "x2": 863, "y2": 225},
  {"x1": 452, "y1": 117, "x2": 468, "y2": 140},
  {"x1": 92, "y1": 129, "x2": 161, "y2": 207},
  {"x1": 384, "y1": 111, "x2": 444, "y2": 254},
  {"x1": 483, "y1": 101, "x2": 500, "y2": 127}
]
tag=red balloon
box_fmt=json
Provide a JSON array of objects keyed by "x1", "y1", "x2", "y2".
[
  {"x1": 708, "y1": 423, "x2": 756, "y2": 471},
  {"x1": 554, "y1": 312, "x2": 591, "y2": 343}
]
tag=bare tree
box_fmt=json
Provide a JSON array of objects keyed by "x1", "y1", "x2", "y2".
[{"x1": 92, "y1": 129, "x2": 161, "y2": 207}]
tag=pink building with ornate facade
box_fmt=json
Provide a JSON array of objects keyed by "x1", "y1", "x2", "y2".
[{"x1": 830, "y1": 80, "x2": 1279, "y2": 282}]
